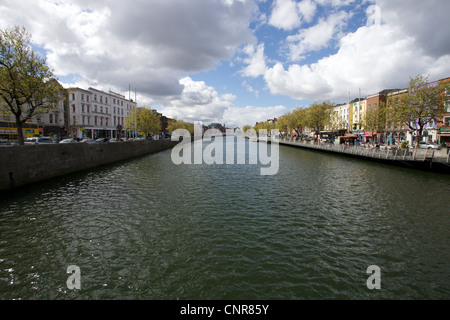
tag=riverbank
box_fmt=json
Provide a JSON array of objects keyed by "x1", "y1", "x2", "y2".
[
  {"x1": 276, "y1": 138, "x2": 450, "y2": 174},
  {"x1": 0, "y1": 139, "x2": 179, "y2": 192}
]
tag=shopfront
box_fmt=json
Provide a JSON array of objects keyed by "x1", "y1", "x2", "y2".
[
  {"x1": 439, "y1": 128, "x2": 450, "y2": 147},
  {"x1": 339, "y1": 134, "x2": 358, "y2": 145}
]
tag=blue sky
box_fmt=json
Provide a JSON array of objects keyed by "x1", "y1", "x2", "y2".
[{"x1": 1, "y1": 0, "x2": 450, "y2": 128}]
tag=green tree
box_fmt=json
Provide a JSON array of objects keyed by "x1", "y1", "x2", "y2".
[
  {"x1": 363, "y1": 101, "x2": 387, "y2": 132},
  {"x1": 304, "y1": 101, "x2": 335, "y2": 134},
  {"x1": 390, "y1": 75, "x2": 447, "y2": 142},
  {"x1": 275, "y1": 116, "x2": 288, "y2": 133},
  {"x1": 167, "y1": 118, "x2": 194, "y2": 135},
  {"x1": 0, "y1": 26, "x2": 61, "y2": 145},
  {"x1": 138, "y1": 108, "x2": 161, "y2": 137},
  {"x1": 242, "y1": 124, "x2": 252, "y2": 132}
]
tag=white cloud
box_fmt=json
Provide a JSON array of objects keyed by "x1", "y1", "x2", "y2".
[
  {"x1": 375, "y1": 0, "x2": 450, "y2": 57},
  {"x1": 297, "y1": 0, "x2": 317, "y2": 23},
  {"x1": 0, "y1": 0, "x2": 256, "y2": 98},
  {"x1": 264, "y1": 23, "x2": 450, "y2": 101},
  {"x1": 221, "y1": 105, "x2": 288, "y2": 128},
  {"x1": 268, "y1": 0, "x2": 302, "y2": 30},
  {"x1": 286, "y1": 10, "x2": 351, "y2": 61},
  {"x1": 240, "y1": 43, "x2": 267, "y2": 77},
  {"x1": 157, "y1": 77, "x2": 235, "y2": 125},
  {"x1": 249, "y1": 0, "x2": 450, "y2": 102}
]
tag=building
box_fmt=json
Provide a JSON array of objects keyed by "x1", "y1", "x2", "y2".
[
  {"x1": 437, "y1": 77, "x2": 450, "y2": 146},
  {"x1": 351, "y1": 98, "x2": 367, "y2": 131},
  {"x1": 331, "y1": 103, "x2": 351, "y2": 132},
  {"x1": 0, "y1": 81, "x2": 69, "y2": 141},
  {"x1": 67, "y1": 87, "x2": 136, "y2": 140},
  {"x1": 364, "y1": 89, "x2": 399, "y2": 144}
]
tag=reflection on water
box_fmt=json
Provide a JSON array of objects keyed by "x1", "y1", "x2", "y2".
[{"x1": 0, "y1": 138, "x2": 449, "y2": 299}]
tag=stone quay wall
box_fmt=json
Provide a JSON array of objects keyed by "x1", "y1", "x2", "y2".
[{"x1": 0, "y1": 139, "x2": 179, "y2": 191}]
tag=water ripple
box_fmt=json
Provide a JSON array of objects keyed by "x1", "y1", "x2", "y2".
[{"x1": 0, "y1": 141, "x2": 449, "y2": 299}]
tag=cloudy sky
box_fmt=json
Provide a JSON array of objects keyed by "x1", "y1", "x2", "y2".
[{"x1": 1, "y1": 0, "x2": 449, "y2": 128}]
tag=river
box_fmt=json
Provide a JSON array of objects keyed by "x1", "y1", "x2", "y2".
[{"x1": 0, "y1": 137, "x2": 449, "y2": 299}]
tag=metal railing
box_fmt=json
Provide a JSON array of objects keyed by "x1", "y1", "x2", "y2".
[{"x1": 276, "y1": 138, "x2": 450, "y2": 164}]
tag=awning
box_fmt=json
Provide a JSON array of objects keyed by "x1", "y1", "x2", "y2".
[
  {"x1": 363, "y1": 132, "x2": 373, "y2": 137},
  {"x1": 439, "y1": 133, "x2": 450, "y2": 137}
]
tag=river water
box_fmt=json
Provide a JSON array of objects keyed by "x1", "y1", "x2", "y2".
[{"x1": 0, "y1": 137, "x2": 449, "y2": 299}]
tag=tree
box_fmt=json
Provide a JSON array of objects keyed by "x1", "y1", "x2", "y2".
[
  {"x1": 363, "y1": 101, "x2": 387, "y2": 132},
  {"x1": 390, "y1": 75, "x2": 447, "y2": 142},
  {"x1": 0, "y1": 26, "x2": 61, "y2": 145},
  {"x1": 304, "y1": 100, "x2": 335, "y2": 135},
  {"x1": 242, "y1": 124, "x2": 252, "y2": 132},
  {"x1": 167, "y1": 118, "x2": 194, "y2": 135},
  {"x1": 138, "y1": 108, "x2": 161, "y2": 137}
]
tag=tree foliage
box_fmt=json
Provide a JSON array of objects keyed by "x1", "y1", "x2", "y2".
[
  {"x1": 303, "y1": 100, "x2": 335, "y2": 133},
  {"x1": 390, "y1": 75, "x2": 447, "y2": 139},
  {"x1": 167, "y1": 118, "x2": 194, "y2": 135},
  {"x1": 0, "y1": 25, "x2": 61, "y2": 144},
  {"x1": 125, "y1": 107, "x2": 162, "y2": 137},
  {"x1": 363, "y1": 102, "x2": 387, "y2": 131}
]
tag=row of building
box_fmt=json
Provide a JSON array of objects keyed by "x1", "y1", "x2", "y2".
[
  {"x1": 269, "y1": 76, "x2": 450, "y2": 146},
  {"x1": 1, "y1": 84, "x2": 170, "y2": 141}
]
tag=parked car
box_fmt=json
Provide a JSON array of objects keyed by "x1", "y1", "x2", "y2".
[
  {"x1": 25, "y1": 137, "x2": 54, "y2": 145},
  {"x1": 0, "y1": 139, "x2": 11, "y2": 146},
  {"x1": 96, "y1": 138, "x2": 109, "y2": 143},
  {"x1": 81, "y1": 139, "x2": 97, "y2": 144},
  {"x1": 109, "y1": 138, "x2": 118, "y2": 142},
  {"x1": 59, "y1": 139, "x2": 77, "y2": 143},
  {"x1": 418, "y1": 141, "x2": 442, "y2": 150}
]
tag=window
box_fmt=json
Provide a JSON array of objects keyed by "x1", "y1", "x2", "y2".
[
  {"x1": 81, "y1": 104, "x2": 84, "y2": 113},
  {"x1": 87, "y1": 105, "x2": 90, "y2": 113},
  {"x1": 445, "y1": 100, "x2": 450, "y2": 113},
  {"x1": 106, "y1": 118, "x2": 109, "y2": 126},
  {"x1": 81, "y1": 94, "x2": 84, "y2": 101},
  {"x1": 72, "y1": 93, "x2": 75, "y2": 101},
  {"x1": 72, "y1": 105, "x2": 76, "y2": 113},
  {"x1": 82, "y1": 116, "x2": 85, "y2": 125},
  {"x1": 106, "y1": 107, "x2": 108, "y2": 114},
  {"x1": 73, "y1": 116, "x2": 76, "y2": 125},
  {"x1": 95, "y1": 105, "x2": 97, "y2": 113},
  {"x1": 114, "y1": 107, "x2": 116, "y2": 114},
  {"x1": 100, "y1": 106, "x2": 103, "y2": 113},
  {"x1": 49, "y1": 114, "x2": 53, "y2": 124}
]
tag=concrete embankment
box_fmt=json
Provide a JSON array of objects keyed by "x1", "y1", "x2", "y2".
[
  {"x1": 0, "y1": 139, "x2": 179, "y2": 192},
  {"x1": 277, "y1": 139, "x2": 450, "y2": 174}
]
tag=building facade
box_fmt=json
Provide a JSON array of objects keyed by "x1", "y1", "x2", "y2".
[
  {"x1": 438, "y1": 77, "x2": 450, "y2": 146},
  {"x1": 67, "y1": 87, "x2": 136, "y2": 140},
  {"x1": 0, "y1": 82, "x2": 69, "y2": 141}
]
